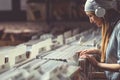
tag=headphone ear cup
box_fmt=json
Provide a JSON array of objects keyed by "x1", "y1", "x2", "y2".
[{"x1": 95, "y1": 7, "x2": 106, "y2": 17}]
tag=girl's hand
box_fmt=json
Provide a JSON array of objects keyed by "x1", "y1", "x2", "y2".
[
  {"x1": 76, "y1": 49, "x2": 101, "y2": 57},
  {"x1": 80, "y1": 54, "x2": 99, "y2": 67},
  {"x1": 76, "y1": 49, "x2": 94, "y2": 57},
  {"x1": 76, "y1": 49, "x2": 89, "y2": 57}
]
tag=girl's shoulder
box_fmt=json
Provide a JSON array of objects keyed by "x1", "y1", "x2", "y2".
[
  {"x1": 114, "y1": 20, "x2": 120, "y2": 37},
  {"x1": 114, "y1": 20, "x2": 120, "y2": 30}
]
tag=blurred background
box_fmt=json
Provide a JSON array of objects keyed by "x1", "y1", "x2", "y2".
[
  {"x1": 0, "y1": 0, "x2": 93, "y2": 46},
  {"x1": 0, "y1": 0, "x2": 119, "y2": 46}
]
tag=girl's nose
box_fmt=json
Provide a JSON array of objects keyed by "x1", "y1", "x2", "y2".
[{"x1": 89, "y1": 18, "x2": 93, "y2": 23}]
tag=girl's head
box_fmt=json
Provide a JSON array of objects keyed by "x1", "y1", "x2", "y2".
[{"x1": 84, "y1": 0, "x2": 117, "y2": 27}]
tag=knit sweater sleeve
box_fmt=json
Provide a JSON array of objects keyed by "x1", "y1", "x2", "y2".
[{"x1": 115, "y1": 22, "x2": 120, "y2": 64}]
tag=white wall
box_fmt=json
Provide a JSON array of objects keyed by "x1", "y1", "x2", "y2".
[
  {"x1": 21, "y1": 0, "x2": 28, "y2": 10},
  {"x1": 0, "y1": 0, "x2": 12, "y2": 11}
]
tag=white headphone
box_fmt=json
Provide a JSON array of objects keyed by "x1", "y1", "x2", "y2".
[
  {"x1": 95, "y1": 6, "x2": 106, "y2": 17},
  {"x1": 95, "y1": 0, "x2": 117, "y2": 17},
  {"x1": 90, "y1": 0, "x2": 106, "y2": 17}
]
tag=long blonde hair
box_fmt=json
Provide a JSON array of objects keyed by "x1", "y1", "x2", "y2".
[{"x1": 101, "y1": 21, "x2": 110, "y2": 62}]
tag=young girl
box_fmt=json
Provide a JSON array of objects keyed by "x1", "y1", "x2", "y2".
[{"x1": 78, "y1": 0, "x2": 120, "y2": 80}]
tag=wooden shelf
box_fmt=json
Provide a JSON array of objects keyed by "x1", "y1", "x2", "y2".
[
  {"x1": 0, "y1": 40, "x2": 24, "y2": 46},
  {"x1": 89, "y1": 72, "x2": 107, "y2": 80},
  {"x1": 26, "y1": 0, "x2": 87, "y2": 22}
]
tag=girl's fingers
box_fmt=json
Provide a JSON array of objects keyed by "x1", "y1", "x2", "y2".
[
  {"x1": 80, "y1": 55, "x2": 87, "y2": 59},
  {"x1": 80, "y1": 50, "x2": 88, "y2": 56}
]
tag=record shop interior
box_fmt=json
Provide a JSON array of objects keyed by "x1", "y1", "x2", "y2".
[{"x1": 0, "y1": 0, "x2": 119, "y2": 80}]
